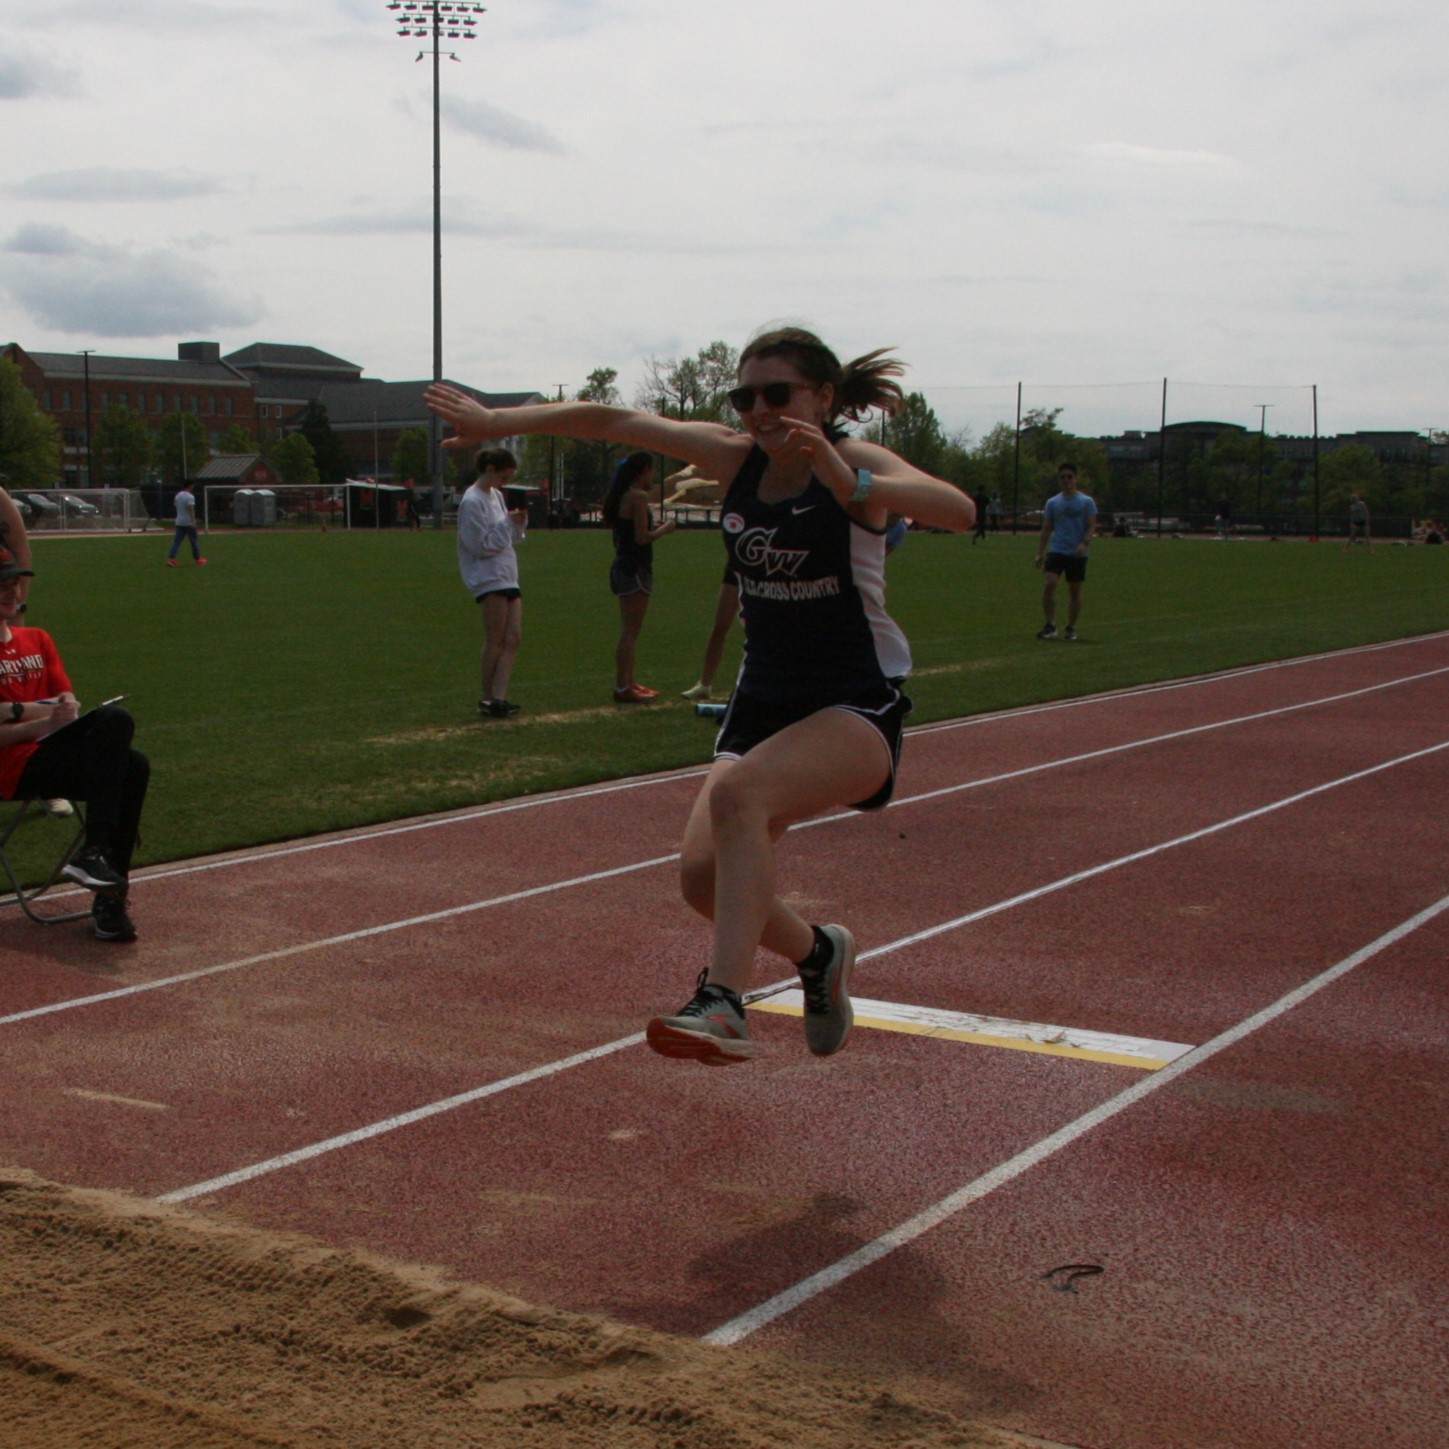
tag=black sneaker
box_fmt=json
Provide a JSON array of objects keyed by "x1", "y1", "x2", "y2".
[
  {"x1": 62, "y1": 845, "x2": 124, "y2": 892},
  {"x1": 1063, "y1": 625, "x2": 1077, "y2": 641},
  {"x1": 486, "y1": 699, "x2": 521, "y2": 718},
  {"x1": 1036, "y1": 623, "x2": 1057, "y2": 640},
  {"x1": 646, "y1": 969, "x2": 753, "y2": 1064},
  {"x1": 798, "y1": 925, "x2": 856, "y2": 1056},
  {"x1": 91, "y1": 893, "x2": 136, "y2": 942}
]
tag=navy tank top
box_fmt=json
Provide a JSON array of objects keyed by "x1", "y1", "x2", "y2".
[
  {"x1": 612, "y1": 503, "x2": 653, "y2": 571},
  {"x1": 720, "y1": 445, "x2": 911, "y2": 706}
]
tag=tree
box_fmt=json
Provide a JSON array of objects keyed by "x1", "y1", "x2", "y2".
[
  {"x1": 637, "y1": 340, "x2": 739, "y2": 424},
  {"x1": 883, "y1": 392, "x2": 949, "y2": 476},
  {"x1": 391, "y1": 429, "x2": 429, "y2": 492},
  {"x1": 153, "y1": 412, "x2": 209, "y2": 484},
  {"x1": 968, "y1": 407, "x2": 1111, "y2": 520},
  {"x1": 1320, "y1": 443, "x2": 1384, "y2": 517},
  {"x1": 0, "y1": 357, "x2": 63, "y2": 492},
  {"x1": 219, "y1": 423, "x2": 256, "y2": 454},
  {"x1": 270, "y1": 432, "x2": 319, "y2": 486},
  {"x1": 94, "y1": 405, "x2": 152, "y2": 489},
  {"x1": 296, "y1": 401, "x2": 351, "y2": 484}
]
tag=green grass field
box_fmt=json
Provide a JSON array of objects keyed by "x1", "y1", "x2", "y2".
[{"x1": 10, "y1": 523, "x2": 1444, "y2": 878}]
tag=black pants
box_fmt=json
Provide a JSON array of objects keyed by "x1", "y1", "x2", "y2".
[{"x1": 14, "y1": 705, "x2": 150, "y2": 878}]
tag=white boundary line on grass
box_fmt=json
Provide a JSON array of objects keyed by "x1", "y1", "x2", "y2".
[
  {"x1": 104, "y1": 632, "x2": 1449, "y2": 888},
  {"x1": 6, "y1": 671, "x2": 1448, "y2": 1029},
  {"x1": 704, "y1": 889, "x2": 1449, "y2": 1346},
  {"x1": 151, "y1": 738, "x2": 1448, "y2": 1206}
]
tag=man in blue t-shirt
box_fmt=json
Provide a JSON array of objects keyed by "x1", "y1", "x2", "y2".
[{"x1": 1034, "y1": 462, "x2": 1097, "y2": 641}]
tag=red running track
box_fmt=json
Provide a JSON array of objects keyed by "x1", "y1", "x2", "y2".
[{"x1": 3, "y1": 633, "x2": 1448, "y2": 1449}]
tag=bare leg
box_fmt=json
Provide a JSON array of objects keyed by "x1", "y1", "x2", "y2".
[
  {"x1": 616, "y1": 590, "x2": 650, "y2": 689},
  {"x1": 678, "y1": 710, "x2": 892, "y2": 996},
  {"x1": 1066, "y1": 580, "x2": 1084, "y2": 627},
  {"x1": 697, "y1": 583, "x2": 739, "y2": 690},
  {"x1": 486, "y1": 596, "x2": 523, "y2": 701},
  {"x1": 1041, "y1": 573, "x2": 1059, "y2": 626}
]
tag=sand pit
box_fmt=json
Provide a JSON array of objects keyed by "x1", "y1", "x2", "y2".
[{"x1": 1, "y1": 1168, "x2": 1019, "y2": 1448}]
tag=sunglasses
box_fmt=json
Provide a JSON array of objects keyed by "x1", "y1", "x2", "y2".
[{"x1": 727, "y1": 381, "x2": 813, "y2": 414}]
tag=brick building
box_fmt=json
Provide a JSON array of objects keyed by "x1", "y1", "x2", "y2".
[
  {"x1": 2, "y1": 340, "x2": 254, "y2": 488},
  {"x1": 3, "y1": 337, "x2": 542, "y2": 488}
]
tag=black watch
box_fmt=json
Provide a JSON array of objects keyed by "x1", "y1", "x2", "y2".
[{"x1": 9, "y1": 701, "x2": 23, "y2": 723}]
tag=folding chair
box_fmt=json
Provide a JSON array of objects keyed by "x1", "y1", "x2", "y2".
[{"x1": 0, "y1": 798, "x2": 91, "y2": 925}]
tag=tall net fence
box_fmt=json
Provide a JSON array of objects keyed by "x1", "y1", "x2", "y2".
[
  {"x1": 918, "y1": 380, "x2": 1339, "y2": 535},
  {"x1": 11, "y1": 488, "x2": 143, "y2": 534}
]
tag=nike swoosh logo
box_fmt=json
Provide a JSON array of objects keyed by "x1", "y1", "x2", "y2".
[{"x1": 791, "y1": 505, "x2": 814, "y2": 515}]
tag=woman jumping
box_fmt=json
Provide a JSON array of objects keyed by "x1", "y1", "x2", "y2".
[{"x1": 427, "y1": 325, "x2": 973, "y2": 1064}]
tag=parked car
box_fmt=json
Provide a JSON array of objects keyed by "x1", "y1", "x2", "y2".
[
  {"x1": 60, "y1": 494, "x2": 100, "y2": 515},
  {"x1": 22, "y1": 492, "x2": 60, "y2": 517}
]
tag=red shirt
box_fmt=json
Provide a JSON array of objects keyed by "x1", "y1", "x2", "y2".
[{"x1": 0, "y1": 627, "x2": 74, "y2": 799}]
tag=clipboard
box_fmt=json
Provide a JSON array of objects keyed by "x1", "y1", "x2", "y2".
[{"x1": 35, "y1": 695, "x2": 129, "y2": 741}]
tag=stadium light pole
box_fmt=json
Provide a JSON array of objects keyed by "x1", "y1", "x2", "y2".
[
  {"x1": 387, "y1": 0, "x2": 486, "y2": 527},
  {"x1": 1254, "y1": 402, "x2": 1273, "y2": 520}
]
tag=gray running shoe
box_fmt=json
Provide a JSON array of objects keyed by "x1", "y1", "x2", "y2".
[
  {"x1": 1036, "y1": 623, "x2": 1057, "y2": 640},
  {"x1": 1063, "y1": 625, "x2": 1077, "y2": 641},
  {"x1": 646, "y1": 970, "x2": 753, "y2": 1065},
  {"x1": 62, "y1": 845, "x2": 123, "y2": 892},
  {"x1": 798, "y1": 924, "x2": 856, "y2": 1056}
]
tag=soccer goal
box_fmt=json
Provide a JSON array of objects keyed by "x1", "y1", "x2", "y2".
[{"x1": 12, "y1": 487, "x2": 140, "y2": 534}]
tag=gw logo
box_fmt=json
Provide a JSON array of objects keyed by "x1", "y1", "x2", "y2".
[{"x1": 736, "y1": 527, "x2": 809, "y2": 578}]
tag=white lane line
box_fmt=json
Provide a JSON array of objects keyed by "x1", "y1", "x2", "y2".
[
  {"x1": 96, "y1": 634, "x2": 1449, "y2": 887},
  {"x1": 147, "y1": 740, "x2": 1447, "y2": 1205},
  {"x1": 157, "y1": 1034, "x2": 647, "y2": 1205},
  {"x1": 0, "y1": 854, "x2": 679, "y2": 1027},
  {"x1": 749, "y1": 992, "x2": 1193, "y2": 1069},
  {"x1": 909, "y1": 630, "x2": 1449, "y2": 738},
  {"x1": 706, "y1": 890, "x2": 1449, "y2": 1347},
  {"x1": 6, "y1": 679, "x2": 1447, "y2": 1029},
  {"x1": 884, "y1": 663, "x2": 1449, "y2": 814},
  {"x1": 748, "y1": 738, "x2": 1449, "y2": 997}
]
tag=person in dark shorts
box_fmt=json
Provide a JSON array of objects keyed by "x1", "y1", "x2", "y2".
[
  {"x1": 603, "y1": 452, "x2": 677, "y2": 704},
  {"x1": 1342, "y1": 492, "x2": 1373, "y2": 553},
  {"x1": 425, "y1": 326, "x2": 973, "y2": 1065},
  {"x1": 972, "y1": 486, "x2": 990, "y2": 544},
  {"x1": 1034, "y1": 462, "x2": 1097, "y2": 641}
]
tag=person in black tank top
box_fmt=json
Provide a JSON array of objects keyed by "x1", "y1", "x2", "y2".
[
  {"x1": 602, "y1": 452, "x2": 677, "y2": 703},
  {"x1": 426, "y1": 327, "x2": 973, "y2": 1065}
]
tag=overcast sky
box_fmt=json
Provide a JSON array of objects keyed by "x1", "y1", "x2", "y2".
[{"x1": 2, "y1": 0, "x2": 1445, "y2": 441}]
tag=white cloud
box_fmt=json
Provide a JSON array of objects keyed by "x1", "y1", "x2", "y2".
[
  {"x1": 1083, "y1": 143, "x2": 1241, "y2": 171},
  {"x1": 1, "y1": 223, "x2": 262, "y2": 337},
  {"x1": 0, "y1": 41, "x2": 80, "y2": 99},
  {"x1": 439, "y1": 94, "x2": 569, "y2": 154},
  {"x1": 0, "y1": 0, "x2": 1446, "y2": 431},
  {"x1": 7, "y1": 168, "x2": 224, "y2": 202}
]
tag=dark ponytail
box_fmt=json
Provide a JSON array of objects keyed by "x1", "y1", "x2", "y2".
[{"x1": 602, "y1": 451, "x2": 652, "y2": 522}]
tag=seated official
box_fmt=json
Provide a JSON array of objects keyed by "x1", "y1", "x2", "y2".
[{"x1": 0, "y1": 550, "x2": 149, "y2": 941}]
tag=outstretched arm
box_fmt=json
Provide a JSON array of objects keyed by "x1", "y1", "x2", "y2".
[
  {"x1": 724, "y1": 417, "x2": 971, "y2": 533},
  {"x1": 425, "y1": 384, "x2": 749, "y2": 480}
]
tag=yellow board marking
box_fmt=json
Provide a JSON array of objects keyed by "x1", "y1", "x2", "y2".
[{"x1": 750, "y1": 993, "x2": 1193, "y2": 1072}]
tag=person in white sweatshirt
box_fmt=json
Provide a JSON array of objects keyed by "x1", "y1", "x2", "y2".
[{"x1": 457, "y1": 447, "x2": 528, "y2": 718}]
